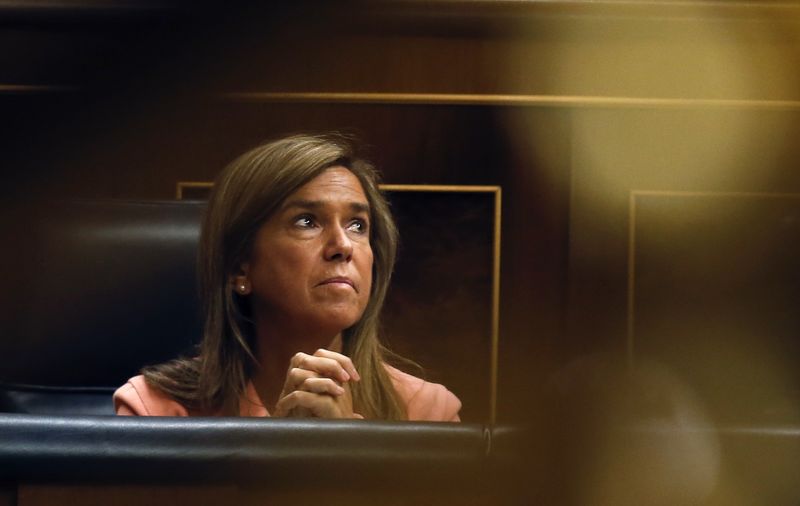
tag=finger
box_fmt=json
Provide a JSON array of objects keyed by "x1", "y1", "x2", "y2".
[
  {"x1": 300, "y1": 377, "x2": 345, "y2": 396},
  {"x1": 284, "y1": 367, "x2": 319, "y2": 392},
  {"x1": 287, "y1": 405, "x2": 313, "y2": 418},
  {"x1": 275, "y1": 391, "x2": 339, "y2": 418},
  {"x1": 273, "y1": 390, "x2": 309, "y2": 417},
  {"x1": 290, "y1": 352, "x2": 351, "y2": 383},
  {"x1": 313, "y1": 348, "x2": 361, "y2": 382}
]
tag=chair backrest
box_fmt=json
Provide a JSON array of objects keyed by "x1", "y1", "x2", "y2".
[
  {"x1": 0, "y1": 200, "x2": 206, "y2": 413},
  {"x1": 0, "y1": 383, "x2": 116, "y2": 415}
]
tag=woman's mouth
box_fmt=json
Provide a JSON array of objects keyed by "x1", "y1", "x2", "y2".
[{"x1": 317, "y1": 277, "x2": 357, "y2": 292}]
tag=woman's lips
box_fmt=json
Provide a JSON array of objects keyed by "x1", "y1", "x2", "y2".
[{"x1": 318, "y1": 277, "x2": 357, "y2": 292}]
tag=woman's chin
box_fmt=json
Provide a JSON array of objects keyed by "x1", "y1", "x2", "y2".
[{"x1": 307, "y1": 309, "x2": 363, "y2": 337}]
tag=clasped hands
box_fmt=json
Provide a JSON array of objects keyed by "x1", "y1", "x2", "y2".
[{"x1": 272, "y1": 348, "x2": 364, "y2": 419}]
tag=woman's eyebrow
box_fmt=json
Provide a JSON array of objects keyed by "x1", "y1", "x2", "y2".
[{"x1": 282, "y1": 199, "x2": 370, "y2": 214}]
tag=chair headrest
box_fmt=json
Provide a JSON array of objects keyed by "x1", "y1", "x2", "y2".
[{"x1": 2, "y1": 200, "x2": 206, "y2": 387}]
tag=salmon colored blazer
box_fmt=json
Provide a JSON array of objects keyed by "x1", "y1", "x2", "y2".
[{"x1": 114, "y1": 365, "x2": 461, "y2": 422}]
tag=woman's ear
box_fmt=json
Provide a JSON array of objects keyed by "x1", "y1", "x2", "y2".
[{"x1": 232, "y1": 263, "x2": 251, "y2": 295}]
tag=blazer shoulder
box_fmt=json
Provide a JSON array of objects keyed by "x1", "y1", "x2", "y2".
[
  {"x1": 385, "y1": 365, "x2": 462, "y2": 422},
  {"x1": 113, "y1": 375, "x2": 189, "y2": 416}
]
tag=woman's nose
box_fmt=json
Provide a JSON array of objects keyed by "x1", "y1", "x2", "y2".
[{"x1": 323, "y1": 225, "x2": 353, "y2": 261}]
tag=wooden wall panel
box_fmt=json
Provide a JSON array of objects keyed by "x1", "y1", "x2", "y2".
[{"x1": 632, "y1": 193, "x2": 800, "y2": 424}]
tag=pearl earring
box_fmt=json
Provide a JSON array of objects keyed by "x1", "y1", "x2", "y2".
[{"x1": 239, "y1": 284, "x2": 246, "y2": 293}]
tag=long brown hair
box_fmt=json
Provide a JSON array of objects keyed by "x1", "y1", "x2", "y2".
[{"x1": 143, "y1": 134, "x2": 406, "y2": 419}]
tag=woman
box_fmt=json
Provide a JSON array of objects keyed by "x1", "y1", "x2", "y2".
[{"x1": 114, "y1": 134, "x2": 461, "y2": 421}]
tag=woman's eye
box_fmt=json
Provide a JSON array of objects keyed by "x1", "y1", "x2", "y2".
[
  {"x1": 348, "y1": 219, "x2": 368, "y2": 234},
  {"x1": 293, "y1": 215, "x2": 315, "y2": 228}
]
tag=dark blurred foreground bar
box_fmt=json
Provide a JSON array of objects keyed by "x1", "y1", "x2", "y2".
[
  {"x1": 0, "y1": 415, "x2": 499, "y2": 505},
  {"x1": 0, "y1": 415, "x2": 486, "y2": 485},
  {"x1": 2, "y1": 415, "x2": 800, "y2": 505}
]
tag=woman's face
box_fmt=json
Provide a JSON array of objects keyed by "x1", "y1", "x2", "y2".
[{"x1": 240, "y1": 166, "x2": 374, "y2": 338}]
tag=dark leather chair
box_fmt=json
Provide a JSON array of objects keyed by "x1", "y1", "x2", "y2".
[
  {"x1": 0, "y1": 200, "x2": 206, "y2": 415},
  {"x1": 0, "y1": 383, "x2": 116, "y2": 416}
]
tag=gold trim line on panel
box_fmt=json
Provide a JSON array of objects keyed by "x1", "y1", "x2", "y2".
[
  {"x1": 176, "y1": 182, "x2": 502, "y2": 197},
  {"x1": 176, "y1": 181, "x2": 503, "y2": 424},
  {"x1": 627, "y1": 191, "x2": 637, "y2": 369},
  {"x1": 631, "y1": 190, "x2": 800, "y2": 199},
  {"x1": 627, "y1": 189, "x2": 800, "y2": 367},
  {"x1": 490, "y1": 187, "x2": 502, "y2": 426},
  {"x1": 380, "y1": 184, "x2": 501, "y2": 193},
  {"x1": 220, "y1": 92, "x2": 800, "y2": 111}
]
